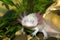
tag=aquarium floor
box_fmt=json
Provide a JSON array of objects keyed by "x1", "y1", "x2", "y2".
[{"x1": 13, "y1": 32, "x2": 60, "y2": 40}]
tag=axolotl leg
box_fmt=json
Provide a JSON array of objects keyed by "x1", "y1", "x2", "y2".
[
  {"x1": 32, "y1": 27, "x2": 39, "y2": 36},
  {"x1": 32, "y1": 25, "x2": 48, "y2": 39}
]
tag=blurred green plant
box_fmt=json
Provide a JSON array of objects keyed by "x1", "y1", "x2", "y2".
[
  {"x1": 0, "y1": 0, "x2": 14, "y2": 10},
  {"x1": 0, "y1": 0, "x2": 54, "y2": 40}
]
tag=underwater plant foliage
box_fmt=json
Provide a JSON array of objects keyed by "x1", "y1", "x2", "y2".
[{"x1": 0, "y1": 0, "x2": 54, "y2": 40}]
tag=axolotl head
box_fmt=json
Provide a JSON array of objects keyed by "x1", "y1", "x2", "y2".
[
  {"x1": 18, "y1": 11, "x2": 43, "y2": 28},
  {"x1": 21, "y1": 13, "x2": 38, "y2": 27}
]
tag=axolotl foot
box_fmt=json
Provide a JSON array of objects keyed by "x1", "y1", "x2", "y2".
[{"x1": 41, "y1": 29, "x2": 48, "y2": 39}]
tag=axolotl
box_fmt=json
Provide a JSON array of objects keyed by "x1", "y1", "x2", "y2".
[{"x1": 17, "y1": 12, "x2": 60, "y2": 39}]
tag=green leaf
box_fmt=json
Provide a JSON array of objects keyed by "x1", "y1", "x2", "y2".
[
  {"x1": 1, "y1": 0, "x2": 14, "y2": 6},
  {"x1": 2, "y1": 10, "x2": 18, "y2": 21},
  {"x1": 0, "y1": 35, "x2": 3, "y2": 38},
  {"x1": 4, "y1": 4, "x2": 9, "y2": 10},
  {"x1": 5, "y1": 25, "x2": 22, "y2": 35},
  {"x1": 10, "y1": 33, "x2": 15, "y2": 39},
  {"x1": 0, "y1": 22, "x2": 6, "y2": 27},
  {"x1": 0, "y1": 0, "x2": 14, "y2": 9},
  {"x1": 5, "y1": 27, "x2": 16, "y2": 34},
  {"x1": 25, "y1": 29, "x2": 34, "y2": 34}
]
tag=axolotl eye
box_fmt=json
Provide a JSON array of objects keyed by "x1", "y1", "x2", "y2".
[
  {"x1": 24, "y1": 19, "x2": 28, "y2": 23},
  {"x1": 29, "y1": 19, "x2": 35, "y2": 24}
]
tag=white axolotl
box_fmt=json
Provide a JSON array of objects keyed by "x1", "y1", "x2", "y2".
[{"x1": 17, "y1": 12, "x2": 60, "y2": 39}]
